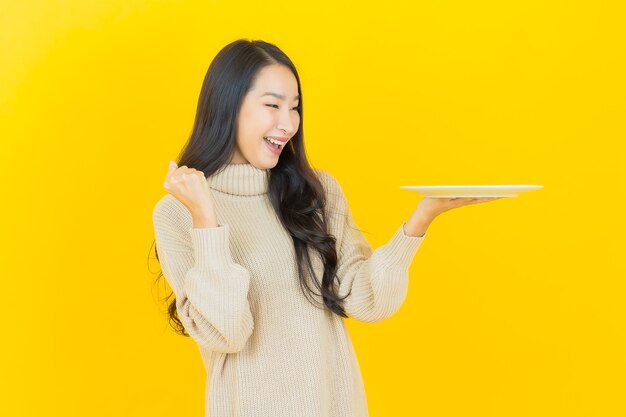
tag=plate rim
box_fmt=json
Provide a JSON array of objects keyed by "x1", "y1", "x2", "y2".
[{"x1": 400, "y1": 184, "x2": 543, "y2": 189}]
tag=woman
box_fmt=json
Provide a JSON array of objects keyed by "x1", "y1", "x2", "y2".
[{"x1": 152, "y1": 38, "x2": 499, "y2": 417}]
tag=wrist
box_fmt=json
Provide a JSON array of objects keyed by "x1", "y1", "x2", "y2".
[
  {"x1": 414, "y1": 207, "x2": 436, "y2": 224},
  {"x1": 191, "y1": 211, "x2": 219, "y2": 228},
  {"x1": 403, "y1": 208, "x2": 435, "y2": 237}
]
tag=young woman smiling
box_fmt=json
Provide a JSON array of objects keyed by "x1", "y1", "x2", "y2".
[{"x1": 152, "y1": 38, "x2": 499, "y2": 417}]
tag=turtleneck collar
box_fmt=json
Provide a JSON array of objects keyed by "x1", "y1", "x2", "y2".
[{"x1": 207, "y1": 163, "x2": 270, "y2": 196}]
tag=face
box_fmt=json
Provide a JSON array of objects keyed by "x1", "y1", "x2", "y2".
[{"x1": 230, "y1": 64, "x2": 301, "y2": 168}]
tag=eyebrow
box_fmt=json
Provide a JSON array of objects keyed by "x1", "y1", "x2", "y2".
[{"x1": 261, "y1": 92, "x2": 300, "y2": 101}]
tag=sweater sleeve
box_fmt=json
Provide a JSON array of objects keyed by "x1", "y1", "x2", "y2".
[
  {"x1": 152, "y1": 195, "x2": 254, "y2": 353},
  {"x1": 318, "y1": 171, "x2": 426, "y2": 323}
]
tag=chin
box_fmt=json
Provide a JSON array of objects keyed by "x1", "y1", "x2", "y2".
[{"x1": 251, "y1": 158, "x2": 278, "y2": 171}]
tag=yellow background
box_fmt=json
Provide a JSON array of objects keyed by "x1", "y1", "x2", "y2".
[{"x1": 2, "y1": 0, "x2": 624, "y2": 415}]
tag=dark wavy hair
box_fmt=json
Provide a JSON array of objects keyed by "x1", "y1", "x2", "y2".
[{"x1": 149, "y1": 38, "x2": 351, "y2": 337}]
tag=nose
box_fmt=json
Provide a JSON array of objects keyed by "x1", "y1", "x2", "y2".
[{"x1": 277, "y1": 107, "x2": 298, "y2": 137}]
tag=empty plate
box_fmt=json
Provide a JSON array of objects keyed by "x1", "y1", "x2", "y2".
[{"x1": 399, "y1": 184, "x2": 543, "y2": 198}]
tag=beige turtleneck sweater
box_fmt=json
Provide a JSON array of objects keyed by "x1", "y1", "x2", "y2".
[{"x1": 152, "y1": 163, "x2": 427, "y2": 417}]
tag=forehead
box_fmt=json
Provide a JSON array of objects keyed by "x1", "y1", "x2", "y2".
[{"x1": 252, "y1": 65, "x2": 299, "y2": 100}]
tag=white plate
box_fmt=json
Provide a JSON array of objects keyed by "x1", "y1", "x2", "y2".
[{"x1": 399, "y1": 184, "x2": 543, "y2": 198}]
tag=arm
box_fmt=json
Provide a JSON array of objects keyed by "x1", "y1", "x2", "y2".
[
  {"x1": 320, "y1": 172, "x2": 426, "y2": 323},
  {"x1": 152, "y1": 195, "x2": 254, "y2": 353}
]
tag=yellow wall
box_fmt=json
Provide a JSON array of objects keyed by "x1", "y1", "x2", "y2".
[{"x1": 1, "y1": 0, "x2": 624, "y2": 415}]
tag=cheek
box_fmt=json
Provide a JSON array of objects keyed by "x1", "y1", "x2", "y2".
[
  {"x1": 248, "y1": 109, "x2": 273, "y2": 129},
  {"x1": 240, "y1": 113, "x2": 271, "y2": 137},
  {"x1": 259, "y1": 110, "x2": 276, "y2": 126}
]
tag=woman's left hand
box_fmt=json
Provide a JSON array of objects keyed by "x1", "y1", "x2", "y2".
[
  {"x1": 403, "y1": 197, "x2": 503, "y2": 237},
  {"x1": 418, "y1": 196, "x2": 503, "y2": 220}
]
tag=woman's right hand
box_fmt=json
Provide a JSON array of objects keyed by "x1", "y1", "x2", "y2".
[{"x1": 163, "y1": 160, "x2": 219, "y2": 227}]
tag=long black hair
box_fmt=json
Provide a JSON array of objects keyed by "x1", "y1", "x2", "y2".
[{"x1": 150, "y1": 38, "x2": 351, "y2": 336}]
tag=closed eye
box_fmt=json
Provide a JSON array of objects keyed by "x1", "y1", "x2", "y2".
[{"x1": 266, "y1": 104, "x2": 301, "y2": 112}]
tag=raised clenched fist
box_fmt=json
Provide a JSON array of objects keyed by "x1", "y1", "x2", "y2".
[{"x1": 163, "y1": 160, "x2": 218, "y2": 226}]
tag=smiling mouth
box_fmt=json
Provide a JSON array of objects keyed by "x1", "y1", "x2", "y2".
[{"x1": 263, "y1": 137, "x2": 286, "y2": 150}]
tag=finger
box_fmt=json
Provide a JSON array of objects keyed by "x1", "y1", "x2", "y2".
[
  {"x1": 445, "y1": 197, "x2": 463, "y2": 205},
  {"x1": 449, "y1": 197, "x2": 480, "y2": 207},
  {"x1": 178, "y1": 165, "x2": 195, "y2": 174},
  {"x1": 165, "y1": 160, "x2": 178, "y2": 180},
  {"x1": 467, "y1": 197, "x2": 500, "y2": 204}
]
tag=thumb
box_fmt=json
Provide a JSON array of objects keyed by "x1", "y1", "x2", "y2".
[{"x1": 165, "y1": 160, "x2": 178, "y2": 183}]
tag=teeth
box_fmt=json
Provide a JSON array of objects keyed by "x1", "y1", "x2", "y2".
[{"x1": 264, "y1": 137, "x2": 286, "y2": 146}]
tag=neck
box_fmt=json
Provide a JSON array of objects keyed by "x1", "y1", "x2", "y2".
[{"x1": 207, "y1": 162, "x2": 270, "y2": 196}]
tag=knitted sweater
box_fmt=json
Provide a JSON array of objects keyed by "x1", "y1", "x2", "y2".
[{"x1": 152, "y1": 162, "x2": 427, "y2": 417}]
